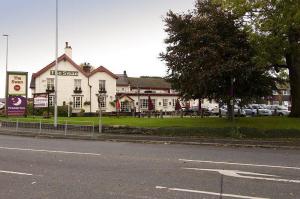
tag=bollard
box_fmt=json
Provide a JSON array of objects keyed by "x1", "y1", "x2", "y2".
[
  {"x1": 219, "y1": 174, "x2": 224, "y2": 199},
  {"x1": 39, "y1": 120, "x2": 42, "y2": 134},
  {"x1": 16, "y1": 119, "x2": 19, "y2": 132},
  {"x1": 64, "y1": 120, "x2": 67, "y2": 136}
]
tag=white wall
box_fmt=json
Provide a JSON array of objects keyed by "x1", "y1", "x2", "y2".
[
  {"x1": 89, "y1": 72, "x2": 116, "y2": 112},
  {"x1": 32, "y1": 60, "x2": 117, "y2": 113}
]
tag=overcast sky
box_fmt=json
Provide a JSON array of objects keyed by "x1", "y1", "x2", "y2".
[{"x1": 0, "y1": 0, "x2": 195, "y2": 97}]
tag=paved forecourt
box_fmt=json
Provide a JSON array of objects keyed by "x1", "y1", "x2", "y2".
[{"x1": 0, "y1": 134, "x2": 299, "y2": 199}]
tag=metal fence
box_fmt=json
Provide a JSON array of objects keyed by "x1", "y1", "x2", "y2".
[{"x1": 0, "y1": 119, "x2": 95, "y2": 137}]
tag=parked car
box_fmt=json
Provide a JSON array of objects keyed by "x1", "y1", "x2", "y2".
[
  {"x1": 267, "y1": 105, "x2": 290, "y2": 116},
  {"x1": 212, "y1": 105, "x2": 246, "y2": 117},
  {"x1": 244, "y1": 104, "x2": 272, "y2": 116}
]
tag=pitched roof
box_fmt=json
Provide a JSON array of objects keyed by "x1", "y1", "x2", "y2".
[
  {"x1": 32, "y1": 54, "x2": 89, "y2": 79},
  {"x1": 30, "y1": 54, "x2": 118, "y2": 89},
  {"x1": 116, "y1": 74, "x2": 130, "y2": 86},
  {"x1": 89, "y1": 66, "x2": 118, "y2": 79},
  {"x1": 128, "y1": 77, "x2": 172, "y2": 90}
]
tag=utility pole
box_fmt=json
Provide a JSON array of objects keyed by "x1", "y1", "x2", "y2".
[
  {"x1": 3, "y1": 34, "x2": 9, "y2": 117},
  {"x1": 54, "y1": 0, "x2": 59, "y2": 127}
]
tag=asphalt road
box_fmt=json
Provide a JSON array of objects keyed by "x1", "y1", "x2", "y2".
[{"x1": 0, "y1": 134, "x2": 299, "y2": 199}]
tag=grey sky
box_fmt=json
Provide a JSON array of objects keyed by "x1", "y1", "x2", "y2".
[{"x1": 0, "y1": 0, "x2": 195, "y2": 97}]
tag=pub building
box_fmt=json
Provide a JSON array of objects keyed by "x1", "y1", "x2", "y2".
[{"x1": 30, "y1": 43, "x2": 204, "y2": 114}]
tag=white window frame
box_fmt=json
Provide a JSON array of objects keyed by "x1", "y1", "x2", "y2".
[
  {"x1": 74, "y1": 79, "x2": 81, "y2": 89},
  {"x1": 163, "y1": 99, "x2": 168, "y2": 107},
  {"x1": 99, "y1": 80, "x2": 106, "y2": 91},
  {"x1": 47, "y1": 78, "x2": 54, "y2": 89},
  {"x1": 73, "y1": 96, "x2": 82, "y2": 109}
]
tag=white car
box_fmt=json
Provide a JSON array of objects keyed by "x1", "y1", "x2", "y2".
[
  {"x1": 213, "y1": 105, "x2": 246, "y2": 117},
  {"x1": 267, "y1": 105, "x2": 290, "y2": 116},
  {"x1": 244, "y1": 104, "x2": 272, "y2": 116}
]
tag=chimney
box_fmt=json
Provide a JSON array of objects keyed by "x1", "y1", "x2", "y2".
[
  {"x1": 82, "y1": 62, "x2": 92, "y2": 73},
  {"x1": 65, "y1": 42, "x2": 72, "y2": 58},
  {"x1": 123, "y1": 70, "x2": 127, "y2": 77}
]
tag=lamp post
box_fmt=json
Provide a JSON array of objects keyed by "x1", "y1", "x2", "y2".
[
  {"x1": 54, "y1": 0, "x2": 59, "y2": 127},
  {"x1": 3, "y1": 34, "x2": 9, "y2": 116},
  {"x1": 97, "y1": 89, "x2": 107, "y2": 133},
  {"x1": 230, "y1": 77, "x2": 236, "y2": 121}
]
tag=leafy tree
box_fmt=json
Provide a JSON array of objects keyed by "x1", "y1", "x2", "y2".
[
  {"x1": 216, "y1": 0, "x2": 300, "y2": 116},
  {"x1": 160, "y1": 0, "x2": 275, "y2": 116}
]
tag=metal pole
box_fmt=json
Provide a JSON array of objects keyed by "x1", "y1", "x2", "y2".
[
  {"x1": 99, "y1": 106, "x2": 102, "y2": 133},
  {"x1": 39, "y1": 120, "x2": 42, "y2": 134},
  {"x1": 3, "y1": 34, "x2": 8, "y2": 117},
  {"x1": 219, "y1": 174, "x2": 224, "y2": 199},
  {"x1": 138, "y1": 86, "x2": 140, "y2": 117},
  {"x1": 54, "y1": 0, "x2": 59, "y2": 127},
  {"x1": 64, "y1": 120, "x2": 67, "y2": 136}
]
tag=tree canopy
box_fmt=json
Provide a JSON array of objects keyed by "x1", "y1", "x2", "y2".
[
  {"x1": 216, "y1": 0, "x2": 300, "y2": 116},
  {"x1": 160, "y1": 0, "x2": 275, "y2": 108}
]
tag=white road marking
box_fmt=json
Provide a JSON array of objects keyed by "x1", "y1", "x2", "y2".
[
  {"x1": 179, "y1": 159, "x2": 300, "y2": 170},
  {"x1": 155, "y1": 186, "x2": 269, "y2": 199},
  {"x1": 184, "y1": 168, "x2": 300, "y2": 184},
  {"x1": 0, "y1": 146, "x2": 101, "y2": 156},
  {"x1": 0, "y1": 170, "x2": 33, "y2": 176}
]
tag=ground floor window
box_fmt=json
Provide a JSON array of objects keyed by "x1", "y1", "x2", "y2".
[
  {"x1": 73, "y1": 96, "x2": 82, "y2": 109},
  {"x1": 140, "y1": 99, "x2": 155, "y2": 110},
  {"x1": 163, "y1": 99, "x2": 168, "y2": 107},
  {"x1": 140, "y1": 99, "x2": 148, "y2": 109},
  {"x1": 121, "y1": 101, "x2": 131, "y2": 112},
  {"x1": 98, "y1": 96, "x2": 106, "y2": 108}
]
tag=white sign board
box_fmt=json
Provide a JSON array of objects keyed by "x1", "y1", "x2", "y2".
[
  {"x1": 34, "y1": 94, "x2": 48, "y2": 108},
  {"x1": 8, "y1": 73, "x2": 27, "y2": 95}
]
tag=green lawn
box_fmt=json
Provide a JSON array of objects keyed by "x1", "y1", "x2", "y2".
[{"x1": 4, "y1": 116, "x2": 300, "y2": 130}]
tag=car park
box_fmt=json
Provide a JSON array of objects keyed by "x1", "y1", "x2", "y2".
[
  {"x1": 244, "y1": 104, "x2": 272, "y2": 116},
  {"x1": 267, "y1": 105, "x2": 290, "y2": 116}
]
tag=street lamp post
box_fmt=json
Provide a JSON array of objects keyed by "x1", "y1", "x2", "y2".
[
  {"x1": 97, "y1": 89, "x2": 107, "y2": 133},
  {"x1": 54, "y1": 0, "x2": 59, "y2": 127},
  {"x1": 3, "y1": 34, "x2": 9, "y2": 117}
]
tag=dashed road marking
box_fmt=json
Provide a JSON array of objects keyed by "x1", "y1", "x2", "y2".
[
  {"x1": 0, "y1": 170, "x2": 33, "y2": 176},
  {"x1": 155, "y1": 186, "x2": 269, "y2": 199},
  {"x1": 179, "y1": 159, "x2": 300, "y2": 170},
  {"x1": 0, "y1": 146, "x2": 101, "y2": 156}
]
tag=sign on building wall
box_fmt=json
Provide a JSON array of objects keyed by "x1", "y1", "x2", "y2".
[
  {"x1": 7, "y1": 72, "x2": 28, "y2": 95},
  {"x1": 7, "y1": 96, "x2": 27, "y2": 116},
  {"x1": 50, "y1": 70, "x2": 78, "y2": 76},
  {"x1": 34, "y1": 93, "x2": 48, "y2": 108}
]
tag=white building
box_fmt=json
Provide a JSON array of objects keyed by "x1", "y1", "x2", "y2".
[
  {"x1": 30, "y1": 43, "x2": 217, "y2": 114},
  {"x1": 115, "y1": 71, "x2": 180, "y2": 112},
  {"x1": 30, "y1": 43, "x2": 118, "y2": 113}
]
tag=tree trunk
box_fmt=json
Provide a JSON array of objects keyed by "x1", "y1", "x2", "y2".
[{"x1": 287, "y1": 29, "x2": 300, "y2": 117}]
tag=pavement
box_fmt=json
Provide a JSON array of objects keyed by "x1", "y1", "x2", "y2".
[
  {"x1": 0, "y1": 128, "x2": 299, "y2": 149},
  {"x1": 0, "y1": 134, "x2": 299, "y2": 199}
]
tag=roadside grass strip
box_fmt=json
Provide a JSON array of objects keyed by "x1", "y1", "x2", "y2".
[{"x1": 155, "y1": 186, "x2": 269, "y2": 199}]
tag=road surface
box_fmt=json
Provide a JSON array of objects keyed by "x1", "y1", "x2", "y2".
[{"x1": 0, "y1": 134, "x2": 299, "y2": 199}]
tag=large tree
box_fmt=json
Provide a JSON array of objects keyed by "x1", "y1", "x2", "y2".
[
  {"x1": 217, "y1": 0, "x2": 300, "y2": 117},
  {"x1": 160, "y1": 0, "x2": 275, "y2": 113}
]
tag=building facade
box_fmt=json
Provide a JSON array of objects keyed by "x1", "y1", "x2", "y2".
[
  {"x1": 30, "y1": 43, "x2": 118, "y2": 113},
  {"x1": 30, "y1": 43, "x2": 187, "y2": 113}
]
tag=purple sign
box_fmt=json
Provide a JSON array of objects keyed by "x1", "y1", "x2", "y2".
[{"x1": 7, "y1": 96, "x2": 27, "y2": 116}]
